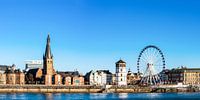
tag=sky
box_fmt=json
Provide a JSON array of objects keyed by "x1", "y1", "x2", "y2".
[{"x1": 0, "y1": 0, "x2": 200, "y2": 74}]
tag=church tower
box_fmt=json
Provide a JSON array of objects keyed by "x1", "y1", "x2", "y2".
[{"x1": 43, "y1": 34, "x2": 54, "y2": 75}]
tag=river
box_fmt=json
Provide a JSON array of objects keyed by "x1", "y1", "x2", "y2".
[{"x1": 0, "y1": 93, "x2": 200, "y2": 100}]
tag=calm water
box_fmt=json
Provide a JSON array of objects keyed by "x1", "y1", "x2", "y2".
[{"x1": 0, "y1": 93, "x2": 200, "y2": 100}]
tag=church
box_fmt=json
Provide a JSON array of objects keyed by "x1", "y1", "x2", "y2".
[
  {"x1": 25, "y1": 34, "x2": 84, "y2": 86},
  {"x1": 26, "y1": 34, "x2": 61, "y2": 85}
]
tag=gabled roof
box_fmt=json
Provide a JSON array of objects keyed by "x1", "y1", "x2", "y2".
[
  {"x1": 0, "y1": 64, "x2": 15, "y2": 71},
  {"x1": 96, "y1": 70, "x2": 112, "y2": 74},
  {"x1": 58, "y1": 71, "x2": 82, "y2": 77},
  {"x1": 116, "y1": 59, "x2": 126, "y2": 64},
  {"x1": 27, "y1": 68, "x2": 41, "y2": 77}
]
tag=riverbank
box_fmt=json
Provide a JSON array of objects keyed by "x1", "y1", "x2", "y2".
[{"x1": 0, "y1": 85, "x2": 198, "y2": 93}]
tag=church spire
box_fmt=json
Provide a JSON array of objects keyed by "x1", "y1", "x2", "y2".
[{"x1": 44, "y1": 34, "x2": 53, "y2": 59}]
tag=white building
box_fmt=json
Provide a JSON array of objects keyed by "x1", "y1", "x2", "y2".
[
  {"x1": 85, "y1": 70, "x2": 112, "y2": 86},
  {"x1": 116, "y1": 59, "x2": 127, "y2": 86},
  {"x1": 25, "y1": 60, "x2": 43, "y2": 71}
]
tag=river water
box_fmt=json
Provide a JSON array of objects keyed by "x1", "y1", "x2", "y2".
[{"x1": 0, "y1": 93, "x2": 200, "y2": 100}]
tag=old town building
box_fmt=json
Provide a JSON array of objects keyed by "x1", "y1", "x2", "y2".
[
  {"x1": 0, "y1": 65, "x2": 14, "y2": 84},
  {"x1": 58, "y1": 71, "x2": 84, "y2": 86},
  {"x1": 0, "y1": 64, "x2": 25, "y2": 85},
  {"x1": 116, "y1": 59, "x2": 127, "y2": 86},
  {"x1": 127, "y1": 69, "x2": 141, "y2": 85},
  {"x1": 53, "y1": 74, "x2": 62, "y2": 85},
  {"x1": 6, "y1": 72, "x2": 16, "y2": 84},
  {"x1": 15, "y1": 70, "x2": 25, "y2": 84},
  {"x1": 25, "y1": 68, "x2": 43, "y2": 84},
  {"x1": 0, "y1": 73, "x2": 6, "y2": 84},
  {"x1": 112, "y1": 74, "x2": 116, "y2": 85},
  {"x1": 72, "y1": 76, "x2": 84, "y2": 86},
  {"x1": 64, "y1": 76, "x2": 72, "y2": 85},
  {"x1": 165, "y1": 67, "x2": 200, "y2": 85},
  {"x1": 85, "y1": 70, "x2": 112, "y2": 86},
  {"x1": 5, "y1": 69, "x2": 25, "y2": 85}
]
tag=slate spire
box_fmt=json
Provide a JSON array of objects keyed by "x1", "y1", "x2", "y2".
[{"x1": 44, "y1": 34, "x2": 53, "y2": 59}]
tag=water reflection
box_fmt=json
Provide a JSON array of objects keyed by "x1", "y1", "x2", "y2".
[
  {"x1": 45, "y1": 93, "x2": 53, "y2": 100},
  {"x1": 146, "y1": 93, "x2": 160, "y2": 99},
  {"x1": 118, "y1": 93, "x2": 128, "y2": 99},
  {"x1": 0, "y1": 94, "x2": 7, "y2": 99},
  {"x1": 90, "y1": 93, "x2": 108, "y2": 99},
  {"x1": 10, "y1": 93, "x2": 17, "y2": 100}
]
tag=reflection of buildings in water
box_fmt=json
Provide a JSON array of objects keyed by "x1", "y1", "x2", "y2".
[
  {"x1": 147, "y1": 93, "x2": 160, "y2": 99},
  {"x1": 54, "y1": 93, "x2": 62, "y2": 100},
  {"x1": 17, "y1": 94, "x2": 26, "y2": 99},
  {"x1": 90, "y1": 93, "x2": 108, "y2": 99},
  {"x1": 118, "y1": 93, "x2": 128, "y2": 99},
  {"x1": 10, "y1": 93, "x2": 17, "y2": 100},
  {"x1": 45, "y1": 93, "x2": 53, "y2": 100}
]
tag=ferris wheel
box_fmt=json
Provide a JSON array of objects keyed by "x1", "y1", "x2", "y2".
[{"x1": 137, "y1": 45, "x2": 165, "y2": 85}]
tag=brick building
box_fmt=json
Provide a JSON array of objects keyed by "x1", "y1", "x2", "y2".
[
  {"x1": 53, "y1": 74, "x2": 62, "y2": 85},
  {"x1": 5, "y1": 69, "x2": 25, "y2": 85},
  {"x1": 58, "y1": 71, "x2": 84, "y2": 86},
  {"x1": 0, "y1": 73, "x2": 6, "y2": 84},
  {"x1": 25, "y1": 68, "x2": 43, "y2": 84}
]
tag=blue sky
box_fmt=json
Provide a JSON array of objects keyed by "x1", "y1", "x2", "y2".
[{"x1": 0, "y1": 0, "x2": 200, "y2": 74}]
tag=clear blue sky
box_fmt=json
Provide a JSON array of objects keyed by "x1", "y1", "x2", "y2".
[{"x1": 0, "y1": 0, "x2": 200, "y2": 74}]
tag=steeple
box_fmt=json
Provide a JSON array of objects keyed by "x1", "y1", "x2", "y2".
[
  {"x1": 43, "y1": 34, "x2": 55, "y2": 76},
  {"x1": 44, "y1": 34, "x2": 53, "y2": 59}
]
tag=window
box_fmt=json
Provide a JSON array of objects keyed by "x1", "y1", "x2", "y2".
[{"x1": 75, "y1": 80, "x2": 80, "y2": 83}]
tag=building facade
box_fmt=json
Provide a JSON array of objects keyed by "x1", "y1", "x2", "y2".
[
  {"x1": 5, "y1": 69, "x2": 25, "y2": 85},
  {"x1": 0, "y1": 65, "x2": 15, "y2": 84},
  {"x1": 58, "y1": 71, "x2": 84, "y2": 86},
  {"x1": 127, "y1": 69, "x2": 141, "y2": 85},
  {"x1": 85, "y1": 70, "x2": 113, "y2": 86},
  {"x1": 0, "y1": 73, "x2": 6, "y2": 84},
  {"x1": 64, "y1": 76, "x2": 72, "y2": 86},
  {"x1": 116, "y1": 59, "x2": 127, "y2": 86},
  {"x1": 53, "y1": 74, "x2": 62, "y2": 85},
  {"x1": 25, "y1": 68, "x2": 43, "y2": 84},
  {"x1": 165, "y1": 67, "x2": 200, "y2": 85},
  {"x1": 72, "y1": 76, "x2": 84, "y2": 86}
]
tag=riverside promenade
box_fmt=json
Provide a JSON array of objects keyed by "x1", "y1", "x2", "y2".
[
  {"x1": 0, "y1": 85, "x2": 198, "y2": 93},
  {"x1": 0, "y1": 85, "x2": 151, "y2": 93}
]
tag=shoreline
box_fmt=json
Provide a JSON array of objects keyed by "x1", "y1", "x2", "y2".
[{"x1": 0, "y1": 85, "x2": 198, "y2": 93}]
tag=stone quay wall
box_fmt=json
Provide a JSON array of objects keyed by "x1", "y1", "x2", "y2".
[
  {"x1": 0, "y1": 85, "x2": 152, "y2": 93},
  {"x1": 0, "y1": 85, "x2": 197, "y2": 93}
]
